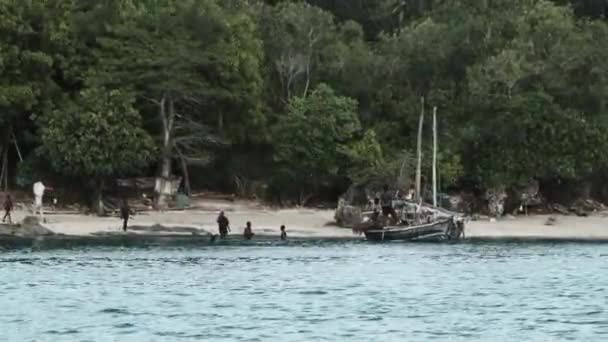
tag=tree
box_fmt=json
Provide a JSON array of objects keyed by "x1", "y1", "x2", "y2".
[
  {"x1": 461, "y1": 0, "x2": 608, "y2": 188},
  {"x1": 41, "y1": 88, "x2": 154, "y2": 215},
  {"x1": 462, "y1": 92, "x2": 608, "y2": 187},
  {"x1": 261, "y1": 2, "x2": 344, "y2": 105},
  {"x1": 0, "y1": 0, "x2": 75, "y2": 190},
  {"x1": 94, "y1": 0, "x2": 263, "y2": 207},
  {"x1": 273, "y1": 84, "x2": 361, "y2": 204}
]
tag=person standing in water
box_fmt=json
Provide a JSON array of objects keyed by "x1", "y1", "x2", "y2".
[
  {"x1": 120, "y1": 199, "x2": 131, "y2": 232},
  {"x1": 243, "y1": 221, "x2": 255, "y2": 240},
  {"x1": 217, "y1": 211, "x2": 230, "y2": 239},
  {"x1": 280, "y1": 225, "x2": 287, "y2": 240},
  {"x1": 2, "y1": 194, "x2": 13, "y2": 224}
]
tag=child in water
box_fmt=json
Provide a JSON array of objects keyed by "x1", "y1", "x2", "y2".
[
  {"x1": 243, "y1": 221, "x2": 255, "y2": 240},
  {"x1": 280, "y1": 225, "x2": 287, "y2": 240}
]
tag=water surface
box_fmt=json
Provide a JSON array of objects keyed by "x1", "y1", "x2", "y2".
[{"x1": 1, "y1": 242, "x2": 607, "y2": 341}]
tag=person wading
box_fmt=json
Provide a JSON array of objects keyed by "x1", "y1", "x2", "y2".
[
  {"x1": 120, "y1": 199, "x2": 131, "y2": 232},
  {"x1": 280, "y1": 225, "x2": 287, "y2": 241},
  {"x1": 217, "y1": 211, "x2": 230, "y2": 239},
  {"x1": 3, "y1": 194, "x2": 13, "y2": 224},
  {"x1": 243, "y1": 221, "x2": 255, "y2": 240}
]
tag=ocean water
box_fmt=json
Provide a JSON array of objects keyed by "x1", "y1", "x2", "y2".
[{"x1": 1, "y1": 241, "x2": 607, "y2": 341}]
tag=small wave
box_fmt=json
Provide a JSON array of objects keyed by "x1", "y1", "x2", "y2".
[
  {"x1": 155, "y1": 331, "x2": 208, "y2": 338},
  {"x1": 0, "y1": 258, "x2": 39, "y2": 264},
  {"x1": 562, "y1": 319, "x2": 608, "y2": 325},
  {"x1": 99, "y1": 308, "x2": 130, "y2": 315},
  {"x1": 298, "y1": 290, "x2": 328, "y2": 295},
  {"x1": 45, "y1": 329, "x2": 80, "y2": 335}
]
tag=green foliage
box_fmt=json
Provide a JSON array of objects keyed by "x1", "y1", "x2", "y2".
[
  {"x1": 273, "y1": 84, "x2": 361, "y2": 197},
  {"x1": 464, "y1": 92, "x2": 608, "y2": 187},
  {"x1": 3, "y1": 0, "x2": 608, "y2": 204},
  {"x1": 41, "y1": 88, "x2": 154, "y2": 178},
  {"x1": 93, "y1": 0, "x2": 265, "y2": 141}
]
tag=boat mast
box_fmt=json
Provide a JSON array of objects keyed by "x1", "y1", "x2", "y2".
[
  {"x1": 432, "y1": 106, "x2": 437, "y2": 207},
  {"x1": 415, "y1": 97, "x2": 424, "y2": 203}
]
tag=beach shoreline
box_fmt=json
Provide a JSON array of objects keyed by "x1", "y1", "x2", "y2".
[{"x1": 2, "y1": 197, "x2": 608, "y2": 245}]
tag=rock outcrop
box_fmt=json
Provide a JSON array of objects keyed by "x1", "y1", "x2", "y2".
[
  {"x1": 0, "y1": 216, "x2": 55, "y2": 237},
  {"x1": 334, "y1": 198, "x2": 362, "y2": 227},
  {"x1": 486, "y1": 186, "x2": 508, "y2": 218}
]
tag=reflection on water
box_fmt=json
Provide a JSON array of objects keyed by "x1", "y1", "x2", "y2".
[{"x1": 1, "y1": 242, "x2": 608, "y2": 341}]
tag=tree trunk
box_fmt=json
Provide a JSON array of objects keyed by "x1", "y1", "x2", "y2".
[
  {"x1": 155, "y1": 94, "x2": 175, "y2": 209},
  {"x1": 218, "y1": 111, "x2": 224, "y2": 132},
  {"x1": 0, "y1": 145, "x2": 6, "y2": 192},
  {"x1": 303, "y1": 28, "x2": 315, "y2": 98},
  {"x1": 303, "y1": 63, "x2": 311, "y2": 98},
  {"x1": 11, "y1": 129, "x2": 23, "y2": 163},
  {"x1": 3, "y1": 146, "x2": 7, "y2": 191},
  {"x1": 177, "y1": 149, "x2": 191, "y2": 196},
  {"x1": 299, "y1": 191, "x2": 314, "y2": 207},
  {"x1": 93, "y1": 178, "x2": 104, "y2": 217}
]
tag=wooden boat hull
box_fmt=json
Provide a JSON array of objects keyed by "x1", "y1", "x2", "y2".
[{"x1": 364, "y1": 218, "x2": 464, "y2": 242}]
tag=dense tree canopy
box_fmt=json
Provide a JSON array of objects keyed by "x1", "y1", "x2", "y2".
[
  {"x1": 41, "y1": 87, "x2": 154, "y2": 214},
  {"x1": 2, "y1": 0, "x2": 608, "y2": 210}
]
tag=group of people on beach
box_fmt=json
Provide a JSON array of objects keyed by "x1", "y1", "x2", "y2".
[
  {"x1": 2, "y1": 182, "x2": 289, "y2": 241},
  {"x1": 216, "y1": 211, "x2": 287, "y2": 241}
]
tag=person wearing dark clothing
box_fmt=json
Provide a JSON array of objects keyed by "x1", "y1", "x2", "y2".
[
  {"x1": 3, "y1": 194, "x2": 13, "y2": 224},
  {"x1": 381, "y1": 185, "x2": 398, "y2": 223},
  {"x1": 217, "y1": 211, "x2": 230, "y2": 239},
  {"x1": 243, "y1": 221, "x2": 255, "y2": 240},
  {"x1": 120, "y1": 200, "x2": 130, "y2": 232},
  {"x1": 280, "y1": 225, "x2": 287, "y2": 240}
]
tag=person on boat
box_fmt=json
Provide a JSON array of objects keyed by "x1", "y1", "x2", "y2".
[
  {"x1": 243, "y1": 221, "x2": 255, "y2": 240},
  {"x1": 3, "y1": 193, "x2": 13, "y2": 224},
  {"x1": 217, "y1": 211, "x2": 230, "y2": 239},
  {"x1": 405, "y1": 186, "x2": 415, "y2": 201},
  {"x1": 120, "y1": 199, "x2": 131, "y2": 232},
  {"x1": 280, "y1": 225, "x2": 287, "y2": 240},
  {"x1": 372, "y1": 197, "x2": 381, "y2": 221},
  {"x1": 381, "y1": 184, "x2": 398, "y2": 224}
]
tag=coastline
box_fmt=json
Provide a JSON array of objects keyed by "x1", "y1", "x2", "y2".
[{"x1": 3, "y1": 198, "x2": 608, "y2": 249}]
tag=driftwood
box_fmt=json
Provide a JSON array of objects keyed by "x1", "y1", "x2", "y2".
[{"x1": 550, "y1": 203, "x2": 570, "y2": 215}]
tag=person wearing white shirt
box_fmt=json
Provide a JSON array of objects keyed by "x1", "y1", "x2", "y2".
[{"x1": 33, "y1": 181, "x2": 46, "y2": 220}]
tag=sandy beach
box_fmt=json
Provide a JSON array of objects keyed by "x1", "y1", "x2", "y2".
[
  {"x1": 4, "y1": 198, "x2": 608, "y2": 241},
  {"x1": 5, "y1": 199, "x2": 353, "y2": 238}
]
